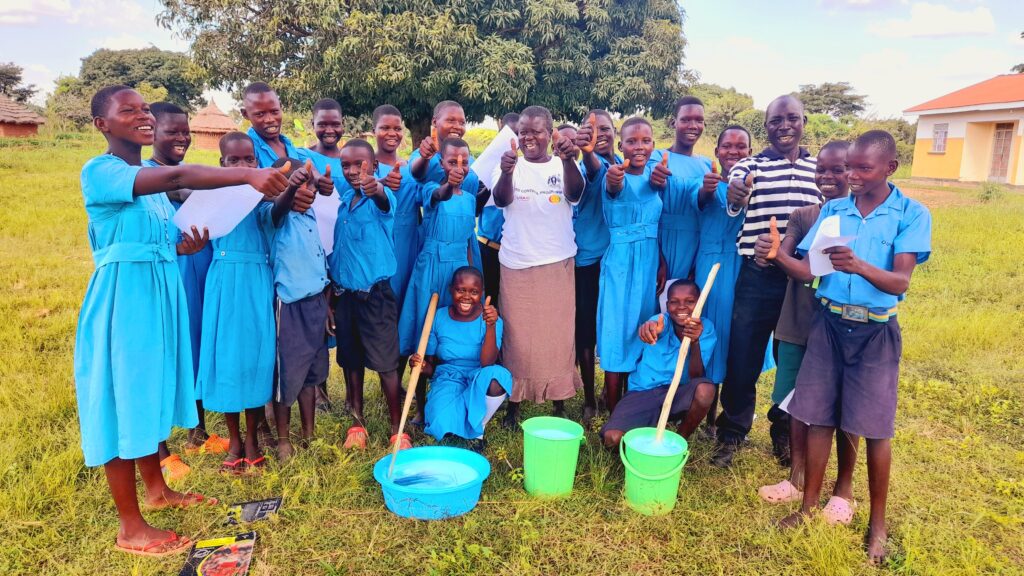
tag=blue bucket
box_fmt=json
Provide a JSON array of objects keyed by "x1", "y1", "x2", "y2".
[{"x1": 373, "y1": 446, "x2": 490, "y2": 520}]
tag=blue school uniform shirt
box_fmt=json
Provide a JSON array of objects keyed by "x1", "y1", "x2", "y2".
[
  {"x1": 296, "y1": 147, "x2": 341, "y2": 178},
  {"x1": 797, "y1": 183, "x2": 931, "y2": 310},
  {"x1": 629, "y1": 312, "x2": 717, "y2": 393},
  {"x1": 329, "y1": 182, "x2": 398, "y2": 292},
  {"x1": 269, "y1": 209, "x2": 330, "y2": 303},
  {"x1": 478, "y1": 206, "x2": 504, "y2": 243},
  {"x1": 247, "y1": 127, "x2": 299, "y2": 168},
  {"x1": 573, "y1": 155, "x2": 617, "y2": 267}
]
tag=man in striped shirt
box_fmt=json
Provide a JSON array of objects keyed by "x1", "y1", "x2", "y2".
[{"x1": 712, "y1": 95, "x2": 821, "y2": 468}]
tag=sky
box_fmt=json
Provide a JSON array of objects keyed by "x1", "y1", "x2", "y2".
[{"x1": 1, "y1": 0, "x2": 1022, "y2": 119}]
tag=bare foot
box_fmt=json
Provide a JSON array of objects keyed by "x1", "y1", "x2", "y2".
[
  {"x1": 277, "y1": 438, "x2": 294, "y2": 463},
  {"x1": 145, "y1": 486, "x2": 217, "y2": 509},
  {"x1": 866, "y1": 526, "x2": 888, "y2": 565},
  {"x1": 778, "y1": 510, "x2": 808, "y2": 529}
]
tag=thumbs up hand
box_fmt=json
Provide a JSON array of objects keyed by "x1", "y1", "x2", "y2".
[
  {"x1": 651, "y1": 153, "x2": 671, "y2": 189},
  {"x1": 382, "y1": 162, "x2": 403, "y2": 191},
  {"x1": 639, "y1": 314, "x2": 666, "y2": 345},
  {"x1": 316, "y1": 163, "x2": 334, "y2": 196},
  {"x1": 501, "y1": 139, "x2": 519, "y2": 175},
  {"x1": 482, "y1": 296, "x2": 498, "y2": 326},
  {"x1": 606, "y1": 158, "x2": 629, "y2": 194}
]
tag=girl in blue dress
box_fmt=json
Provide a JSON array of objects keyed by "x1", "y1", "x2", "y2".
[
  {"x1": 76, "y1": 86, "x2": 287, "y2": 556},
  {"x1": 409, "y1": 267, "x2": 512, "y2": 451},
  {"x1": 597, "y1": 118, "x2": 668, "y2": 412}
]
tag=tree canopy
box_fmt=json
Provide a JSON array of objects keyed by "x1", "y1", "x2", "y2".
[
  {"x1": 77, "y1": 48, "x2": 204, "y2": 109},
  {"x1": 794, "y1": 82, "x2": 867, "y2": 118},
  {"x1": 0, "y1": 62, "x2": 38, "y2": 103},
  {"x1": 158, "y1": 0, "x2": 691, "y2": 141}
]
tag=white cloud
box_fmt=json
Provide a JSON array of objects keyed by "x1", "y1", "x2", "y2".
[
  {"x1": 870, "y1": 2, "x2": 995, "y2": 38},
  {"x1": 0, "y1": 0, "x2": 72, "y2": 25},
  {"x1": 0, "y1": 0, "x2": 147, "y2": 27}
]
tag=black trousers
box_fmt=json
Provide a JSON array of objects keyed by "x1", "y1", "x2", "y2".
[{"x1": 479, "y1": 239, "x2": 501, "y2": 306}]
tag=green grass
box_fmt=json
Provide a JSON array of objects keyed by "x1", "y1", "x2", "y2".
[{"x1": 1, "y1": 133, "x2": 1023, "y2": 575}]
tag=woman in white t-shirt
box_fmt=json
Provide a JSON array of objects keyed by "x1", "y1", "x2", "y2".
[{"x1": 491, "y1": 105, "x2": 586, "y2": 427}]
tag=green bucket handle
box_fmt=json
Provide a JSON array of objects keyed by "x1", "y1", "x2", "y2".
[{"x1": 619, "y1": 439, "x2": 689, "y2": 481}]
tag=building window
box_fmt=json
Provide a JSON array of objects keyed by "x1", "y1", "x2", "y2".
[{"x1": 931, "y1": 123, "x2": 948, "y2": 153}]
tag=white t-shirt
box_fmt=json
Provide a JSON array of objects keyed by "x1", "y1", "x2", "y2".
[{"x1": 492, "y1": 156, "x2": 581, "y2": 270}]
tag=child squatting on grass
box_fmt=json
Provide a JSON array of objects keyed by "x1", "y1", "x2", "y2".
[{"x1": 75, "y1": 85, "x2": 288, "y2": 557}]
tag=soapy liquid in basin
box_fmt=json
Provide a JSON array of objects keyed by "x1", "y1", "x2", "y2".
[
  {"x1": 392, "y1": 461, "x2": 479, "y2": 488},
  {"x1": 529, "y1": 429, "x2": 578, "y2": 440},
  {"x1": 628, "y1": 435, "x2": 685, "y2": 456}
]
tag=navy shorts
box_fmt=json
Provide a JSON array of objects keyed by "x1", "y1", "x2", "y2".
[
  {"x1": 601, "y1": 377, "x2": 713, "y2": 436},
  {"x1": 334, "y1": 280, "x2": 400, "y2": 373},
  {"x1": 275, "y1": 292, "x2": 330, "y2": 406},
  {"x1": 574, "y1": 262, "x2": 600, "y2": 351},
  {"x1": 788, "y1": 307, "x2": 901, "y2": 440}
]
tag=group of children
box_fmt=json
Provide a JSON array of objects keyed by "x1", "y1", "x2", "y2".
[{"x1": 75, "y1": 83, "x2": 929, "y2": 562}]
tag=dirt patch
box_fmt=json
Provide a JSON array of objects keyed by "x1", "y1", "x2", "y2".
[{"x1": 898, "y1": 185, "x2": 978, "y2": 209}]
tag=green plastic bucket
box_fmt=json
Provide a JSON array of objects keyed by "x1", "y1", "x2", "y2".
[
  {"x1": 521, "y1": 416, "x2": 585, "y2": 497},
  {"x1": 619, "y1": 427, "x2": 689, "y2": 515}
]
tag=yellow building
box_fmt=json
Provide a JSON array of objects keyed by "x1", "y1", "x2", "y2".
[{"x1": 904, "y1": 74, "x2": 1024, "y2": 185}]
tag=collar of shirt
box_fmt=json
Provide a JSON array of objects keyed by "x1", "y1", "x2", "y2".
[
  {"x1": 833, "y1": 183, "x2": 904, "y2": 219},
  {"x1": 759, "y1": 146, "x2": 811, "y2": 161},
  {"x1": 247, "y1": 127, "x2": 297, "y2": 167}
]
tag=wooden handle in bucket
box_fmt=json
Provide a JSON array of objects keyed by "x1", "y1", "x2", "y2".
[
  {"x1": 388, "y1": 293, "x2": 440, "y2": 478},
  {"x1": 654, "y1": 264, "x2": 720, "y2": 442}
]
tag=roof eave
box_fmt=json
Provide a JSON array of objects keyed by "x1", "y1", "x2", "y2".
[{"x1": 904, "y1": 101, "x2": 1024, "y2": 116}]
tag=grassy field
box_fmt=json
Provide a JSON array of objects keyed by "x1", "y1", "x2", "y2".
[{"x1": 1, "y1": 132, "x2": 1022, "y2": 575}]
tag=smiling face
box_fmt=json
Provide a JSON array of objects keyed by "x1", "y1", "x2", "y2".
[
  {"x1": 440, "y1": 144, "x2": 471, "y2": 176},
  {"x1": 618, "y1": 122, "x2": 654, "y2": 169},
  {"x1": 95, "y1": 89, "x2": 154, "y2": 146},
  {"x1": 665, "y1": 283, "x2": 700, "y2": 329},
  {"x1": 153, "y1": 113, "x2": 191, "y2": 164},
  {"x1": 374, "y1": 113, "x2": 403, "y2": 153},
  {"x1": 313, "y1": 109, "x2": 344, "y2": 149},
  {"x1": 715, "y1": 128, "x2": 751, "y2": 174},
  {"x1": 847, "y1": 144, "x2": 896, "y2": 198},
  {"x1": 764, "y1": 97, "x2": 805, "y2": 154},
  {"x1": 517, "y1": 114, "x2": 551, "y2": 162},
  {"x1": 220, "y1": 139, "x2": 257, "y2": 168},
  {"x1": 341, "y1": 146, "x2": 374, "y2": 189},
  {"x1": 434, "y1": 105, "x2": 466, "y2": 140},
  {"x1": 449, "y1": 271, "x2": 483, "y2": 316},
  {"x1": 672, "y1": 104, "x2": 705, "y2": 149},
  {"x1": 242, "y1": 91, "x2": 283, "y2": 139},
  {"x1": 815, "y1": 147, "x2": 850, "y2": 201},
  {"x1": 593, "y1": 114, "x2": 615, "y2": 157}
]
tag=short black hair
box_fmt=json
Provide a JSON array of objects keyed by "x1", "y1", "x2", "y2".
[
  {"x1": 819, "y1": 140, "x2": 850, "y2": 156},
  {"x1": 271, "y1": 156, "x2": 303, "y2": 176},
  {"x1": 150, "y1": 101, "x2": 187, "y2": 122},
  {"x1": 620, "y1": 116, "x2": 652, "y2": 134},
  {"x1": 450, "y1": 265, "x2": 483, "y2": 288},
  {"x1": 440, "y1": 137, "x2": 470, "y2": 156},
  {"x1": 243, "y1": 82, "x2": 275, "y2": 98},
  {"x1": 219, "y1": 131, "x2": 254, "y2": 154},
  {"x1": 312, "y1": 98, "x2": 342, "y2": 115},
  {"x1": 587, "y1": 109, "x2": 614, "y2": 124},
  {"x1": 716, "y1": 124, "x2": 751, "y2": 148},
  {"x1": 343, "y1": 138, "x2": 376, "y2": 162},
  {"x1": 500, "y1": 112, "x2": 520, "y2": 126},
  {"x1": 556, "y1": 123, "x2": 577, "y2": 132},
  {"x1": 673, "y1": 96, "x2": 704, "y2": 117},
  {"x1": 853, "y1": 130, "x2": 897, "y2": 161},
  {"x1": 90, "y1": 85, "x2": 133, "y2": 118},
  {"x1": 433, "y1": 100, "x2": 463, "y2": 118},
  {"x1": 372, "y1": 104, "x2": 402, "y2": 127},
  {"x1": 667, "y1": 278, "x2": 699, "y2": 298},
  {"x1": 520, "y1": 105, "x2": 553, "y2": 132}
]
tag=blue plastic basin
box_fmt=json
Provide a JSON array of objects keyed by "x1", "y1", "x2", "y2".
[{"x1": 373, "y1": 446, "x2": 491, "y2": 520}]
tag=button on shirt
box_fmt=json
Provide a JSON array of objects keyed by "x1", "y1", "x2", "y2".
[
  {"x1": 728, "y1": 147, "x2": 820, "y2": 256},
  {"x1": 329, "y1": 184, "x2": 398, "y2": 292},
  {"x1": 247, "y1": 127, "x2": 299, "y2": 168},
  {"x1": 269, "y1": 210, "x2": 329, "y2": 303},
  {"x1": 629, "y1": 312, "x2": 716, "y2": 392},
  {"x1": 797, "y1": 184, "x2": 931, "y2": 310}
]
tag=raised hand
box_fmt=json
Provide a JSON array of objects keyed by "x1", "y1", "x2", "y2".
[
  {"x1": 358, "y1": 161, "x2": 378, "y2": 196},
  {"x1": 727, "y1": 170, "x2": 754, "y2": 208},
  {"x1": 651, "y1": 153, "x2": 671, "y2": 189},
  {"x1": 419, "y1": 127, "x2": 439, "y2": 158},
  {"x1": 482, "y1": 296, "x2": 498, "y2": 326},
  {"x1": 177, "y1": 225, "x2": 210, "y2": 255},
  {"x1": 766, "y1": 216, "x2": 781, "y2": 259},
  {"x1": 702, "y1": 159, "x2": 723, "y2": 194},
  {"x1": 289, "y1": 159, "x2": 314, "y2": 188},
  {"x1": 500, "y1": 139, "x2": 519, "y2": 175},
  {"x1": 639, "y1": 314, "x2": 665, "y2": 345},
  {"x1": 316, "y1": 163, "x2": 334, "y2": 196},
  {"x1": 249, "y1": 164, "x2": 290, "y2": 198},
  {"x1": 606, "y1": 158, "x2": 629, "y2": 194},
  {"x1": 382, "y1": 162, "x2": 403, "y2": 191},
  {"x1": 449, "y1": 154, "x2": 466, "y2": 192},
  {"x1": 553, "y1": 129, "x2": 580, "y2": 161},
  {"x1": 293, "y1": 161, "x2": 316, "y2": 213},
  {"x1": 579, "y1": 113, "x2": 598, "y2": 153},
  {"x1": 752, "y1": 233, "x2": 774, "y2": 267}
]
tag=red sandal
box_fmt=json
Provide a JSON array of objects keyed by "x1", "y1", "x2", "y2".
[
  {"x1": 389, "y1": 433, "x2": 413, "y2": 451},
  {"x1": 343, "y1": 426, "x2": 368, "y2": 449},
  {"x1": 115, "y1": 531, "x2": 192, "y2": 557}
]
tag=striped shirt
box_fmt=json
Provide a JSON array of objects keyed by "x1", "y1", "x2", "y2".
[{"x1": 728, "y1": 147, "x2": 820, "y2": 256}]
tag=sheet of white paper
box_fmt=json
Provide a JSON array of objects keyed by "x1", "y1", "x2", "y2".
[
  {"x1": 472, "y1": 125, "x2": 517, "y2": 194},
  {"x1": 808, "y1": 215, "x2": 857, "y2": 276},
  {"x1": 172, "y1": 184, "x2": 264, "y2": 240},
  {"x1": 312, "y1": 189, "x2": 341, "y2": 255},
  {"x1": 779, "y1": 389, "x2": 794, "y2": 414}
]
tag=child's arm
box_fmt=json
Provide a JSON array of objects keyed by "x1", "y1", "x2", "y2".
[
  {"x1": 480, "y1": 297, "x2": 499, "y2": 367},
  {"x1": 133, "y1": 164, "x2": 288, "y2": 198},
  {"x1": 575, "y1": 118, "x2": 603, "y2": 179},
  {"x1": 755, "y1": 234, "x2": 814, "y2": 283},
  {"x1": 553, "y1": 135, "x2": 584, "y2": 203},
  {"x1": 698, "y1": 163, "x2": 724, "y2": 210},
  {"x1": 270, "y1": 162, "x2": 314, "y2": 226},
  {"x1": 314, "y1": 164, "x2": 334, "y2": 196},
  {"x1": 475, "y1": 182, "x2": 491, "y2": 216},
  {"x1": 358, "y1": 161, "x2": 391, "y2": 212},
  {"x1": 431, "y1": 160, "x2": 467, "y2": 206},
  {"x1": 493, "y1": 140, "x2": 518, "y2": 207},
  {"x1": 682, "y1": 318, "x2": 705, "y2": 380},
  {"x1": 410, "y1": 133, "x2": 439, "y2": 181},
  {"x1": 825, "y1": 248, "x2": 918, "y2": 296},
  {"x1": 605, "y1": 160, "x2": 627, "y2": 198},
  {"x1": 409, "y1": 354, "x2": 436, "y2": 378}
]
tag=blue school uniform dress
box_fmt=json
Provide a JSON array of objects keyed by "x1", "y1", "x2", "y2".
[
  {"x1": 74, "y1": 155, "x2": 197, "y2": 466},
  {"x1": 375, "y1": 161, "x2": 421, "y2": 308},
  {"x1": 650, "y1": 150, "x2": 711, "y2": 280},
  {"x1": 196, "y1": 203, "x2": 277, "y2": 413},
  {"x1": 423, "y1": 308, "x2": 513, "y2": 440},
  {"x1": 399, "y1": 172, "x2": 481, "y2": 355},
  {"x1": 596, "y1": 169, "x2": 664, "y2": 373},
  {"x1": 248, "y1": 127, "x2": 298, "y2": 168}
]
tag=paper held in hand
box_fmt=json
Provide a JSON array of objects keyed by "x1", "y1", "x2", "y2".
[
  {"x1": 172, "y1": 184, "x2": 264, "y2": 240},
  {"x1": 312, "y1": 189, "x2": 341, "y2": 255},
  {"x1": 472, "y1": 125, "x2": 517, "y2": 194},
  {"x1": 808, "y1": 215, "x2": 857, "y2": 276}
]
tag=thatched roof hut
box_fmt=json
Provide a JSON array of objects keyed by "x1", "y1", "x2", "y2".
[
  {"x1": 0, "y1": 95, "x2": 45, "y2": 137},
  {"x1": 191, "y1": 100, "x2": 237, "y2": 150}
]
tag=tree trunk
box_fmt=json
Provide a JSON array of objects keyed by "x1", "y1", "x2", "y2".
[{"x1": 408, "y1": 115, "x2": 431, "y2": 150}]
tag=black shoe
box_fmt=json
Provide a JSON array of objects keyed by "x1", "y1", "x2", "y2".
[
  {"x1": 700, "y1": 425, "x2": 717, "y2": 441},
  {"x1": 467, "y1": 438, "x2": 487, "y2": 454},
  {"x1": 711, "y1": 442, "x2": 738, "y2": 468},
  {"x1": 501, "y1": 408, "x2": 519, "y2": 430}
]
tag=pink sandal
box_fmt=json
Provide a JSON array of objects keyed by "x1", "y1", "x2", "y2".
[
  {"x1": 389, "y1": 433, "x2": 413, "y2": 451},
  {"x1": 821, "y1": 495, "x2": 856, "y2": 525},
  {"x1": 757, "y1": 479, "x2": 803, "y2": 504},
  {"x1": 343, "y1": 426, "x2": 368, "y2": 450}
]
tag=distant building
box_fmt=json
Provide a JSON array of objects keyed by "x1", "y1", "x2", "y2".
[
  {"x1": 905, "y1": 74, "x2": 1024, "y2": 185},
  {"x1": 190, "y1": 101, "x2": 237, "y2": 150},
  {"x1": 0, "y1": 95, "x2": 45, "y2": 137}
]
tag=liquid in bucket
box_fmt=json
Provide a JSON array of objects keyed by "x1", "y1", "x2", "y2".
[
  {"x1": 521, "y1": 416, "x2": 584, "y2": 498},
  {"x1": 620, "y1": 428, "x2": 689, "y2": 516}
]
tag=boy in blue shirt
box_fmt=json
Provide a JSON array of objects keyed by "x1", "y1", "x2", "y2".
[
  {"x1": 241, "y1": 82, "x2": 299, "y2": 168},
  {"x1": 330, "y1": 139, "x2": 407, "y2": 450},
  {"x1": 600, "y1": 280, "x2": 717, "y2": 448},
  {"x1": 268, "y1": 158, "x2": 330, "y2": 462},
  {"x1": 772, "y1": 131, "x2": 932, "y2": 564}
]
